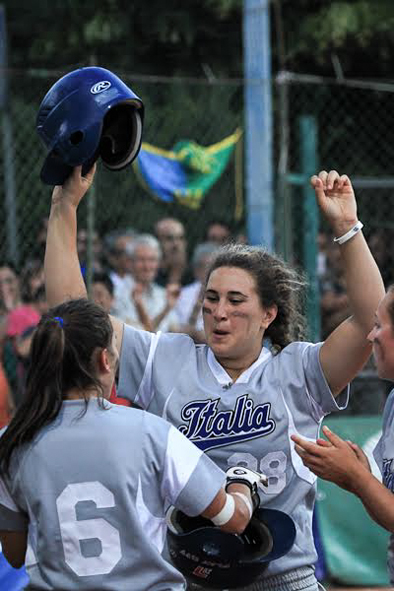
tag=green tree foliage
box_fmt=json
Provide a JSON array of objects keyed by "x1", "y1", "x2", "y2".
[
  {"x1": 278, "y1": 0, "x2": 394, "y2": 77},
  {"x1": 4, "y1": 0, "x2": 394, "y2": 78},
  {"x1": 3, "y1": 0, "x2": 243, "y2": 76},
  {"x1": 2, "y1": 0, "x2": 394, "y2": 263}
]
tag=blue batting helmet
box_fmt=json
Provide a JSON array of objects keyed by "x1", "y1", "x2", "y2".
[
  {"x1": 36, "y1": 66, "x2": 144, "y2": 185},
  {"x1": 166, "y1": 507, "x2": 296, "y2": 589}
]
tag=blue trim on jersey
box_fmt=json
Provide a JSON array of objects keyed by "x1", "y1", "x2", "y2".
[{"x1": 190, "y1": 429, "x2": 276, "y2": 451}]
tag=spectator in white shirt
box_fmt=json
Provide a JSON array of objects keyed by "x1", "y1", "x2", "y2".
[{"x1": 113, "y1": 234, "x2": 180, "y2": 332}]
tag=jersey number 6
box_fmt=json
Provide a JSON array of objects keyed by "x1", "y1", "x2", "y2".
[{"x1": 56, "y1": 481, "x2": 122, "y2": 576}]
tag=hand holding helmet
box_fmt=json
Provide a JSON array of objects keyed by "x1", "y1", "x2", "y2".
[
  {"x1": 166, "y1": 505, "x2": 296, "y2": 589},
  {"x1": 50, "y1": 165, "x2": 96, "y2": 210}
]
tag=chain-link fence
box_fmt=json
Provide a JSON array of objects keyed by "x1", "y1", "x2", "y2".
[
  {"x1": 0, "y1": 70, "x2": 244, "y2": 267},
  {"x1": 275, "y1": 73, "x2": 394, "y2": 264},
  {"x1": 274, "y1": 72, "x2": 394, "y2": 413},
  {"x1": 2, "y1": 69, "x2": 394, "y2": 264},
  {"x1": 1, "y1": 67, "x2": 393, "y2": 412}
]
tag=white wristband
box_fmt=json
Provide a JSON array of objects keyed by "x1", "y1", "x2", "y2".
[
  {"x1": 333, "y1": 221, "x2": 363, "y2": 245},
  {"x1": 232, "y1": 492, "x2": 253, "y2": 519},
  {"x1": 211, "y1": 494, "x2": 235, "y2": 526}
]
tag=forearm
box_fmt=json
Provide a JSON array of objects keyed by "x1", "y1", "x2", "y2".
[
  {"x1": 134, "y1": 300, "x2": 153, "y2": 332},
  {"x1": 336, "y1": 231, "x2": 385, "y2": 333},
  {"x1": 352, "y1": 467, "x2": 394, "y2": 532},
  {"x1": 45, "y1": 202, "x2": 87, "y2": 307},
  {"x1": 202, "y1": 484, "x2": 252, "y2": 535},
  {"x1": 321, "y1": 231, "x2": 385, "y2": 393}
]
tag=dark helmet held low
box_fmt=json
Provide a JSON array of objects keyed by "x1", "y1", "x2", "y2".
[
  {"x1": 36, "y1": 66, "x2": 144, "y2": 185},
  {"x1": 166, "y1": 506, "x2": 296, "y2": 589}
]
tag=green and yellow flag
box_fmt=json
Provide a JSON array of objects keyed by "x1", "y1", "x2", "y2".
[{"x1": 133, "y1": 128, "x2": 243, "y2": 219}]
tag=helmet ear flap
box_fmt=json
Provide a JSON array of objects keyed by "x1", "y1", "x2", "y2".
[{"x1": 99, "y1": 103, "x2": 143, "y2": 171}]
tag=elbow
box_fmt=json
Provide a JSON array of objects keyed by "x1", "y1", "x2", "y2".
[
  {"x1": 3, "y1": 551, "x2": 24, "y2": 570},
  {"x1": 0, "y1": 535, "x2": 27, "y2": 569},
  {"x1": 11, "y1": 559, "x2": 24, "y2": 570}
]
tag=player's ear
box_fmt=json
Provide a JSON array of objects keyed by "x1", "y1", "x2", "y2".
[
  {"x1": 98, "y1": 348, "x2": 111, "y2": 373},
  {"x1": 261, "y1": 304, "x2": 277, "y2": 330}
]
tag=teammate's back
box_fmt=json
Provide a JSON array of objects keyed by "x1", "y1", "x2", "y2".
[
  {"x1": 0, "y1": 298, "x2": 255, "y2": 590},
  {"x1": 7, "y1": 401, "x2": 190, "y2": 590}
]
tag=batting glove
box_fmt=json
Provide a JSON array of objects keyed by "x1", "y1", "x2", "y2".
[{"x1": 225, "y1": 467, "x2": 268, "y2": 512}]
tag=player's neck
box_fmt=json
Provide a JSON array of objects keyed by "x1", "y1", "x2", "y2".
[
  {"x1": 64, "y1": 388, "x2": 99, "y2": 400},
  {"x1": 217, "y1": 351, "x2": 261, "y2": 382}
]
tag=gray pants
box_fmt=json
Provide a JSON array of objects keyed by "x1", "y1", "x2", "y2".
[{"x1": 187, "y1": 566, "x2": 321, "y2": 591}]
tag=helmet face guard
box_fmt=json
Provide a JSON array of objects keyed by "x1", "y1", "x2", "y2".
[
  {"x1": 166, "y1": 507, "x2": 296, "y2": 589},
  {"x1": 36, "y1": 66, "x2": 144, "y2": 185}
]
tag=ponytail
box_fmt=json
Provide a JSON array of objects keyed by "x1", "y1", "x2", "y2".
[
  {"x1": 0, "y1": 298, "x2": 113, "y2": 474},
  {"x1": 0, "y1": 318, "x2": 66, "y2": 474}
]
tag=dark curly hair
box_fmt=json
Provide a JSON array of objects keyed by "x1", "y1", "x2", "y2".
[{"x1": 205, "y1": 243, "x2": 308, "y2": 353}]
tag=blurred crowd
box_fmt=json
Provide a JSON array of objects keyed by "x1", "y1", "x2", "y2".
[
  {"x1": 318, "y1": 226, "x2": 394, "y2": 416},
  {"x1": 319, "y1": 227, "x2": 394, "y2": 339},
  {"x1": 0, "y1": 217, "x2": 245, "y2": 426},
  {"x1": 0, "y1": 218, "x2": 391, "y2": 428}
]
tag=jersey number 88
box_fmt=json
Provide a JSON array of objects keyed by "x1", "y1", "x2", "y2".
[{"x1": 227, "y1": 451, "x2": 287, "y2": 495}]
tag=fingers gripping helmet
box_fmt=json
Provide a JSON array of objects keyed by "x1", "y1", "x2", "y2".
[
  {"x1": 36, "y1": 66, "x2": 144, "y2": 185},
  {"x1": 166, "y1": 507, "x2": 296, "y2": 589}
]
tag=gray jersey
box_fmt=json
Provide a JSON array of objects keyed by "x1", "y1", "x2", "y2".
[
  {"x1": 374, "y1": 388, "x2": 394, "y2": 584},
  {"x1": 0, "y1": 400, "x2": 225, "y2": 590},
  {"x1": 118, "y1": 327, "x2": 348, "y2": 577}
]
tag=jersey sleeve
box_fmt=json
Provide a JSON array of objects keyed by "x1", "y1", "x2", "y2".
[
  {"x1": 0, "y1": 475, "x2": 28, "y2": 532},
  {"x1": 161, "y1": 425, "x2": 225, "y2": 517},
  {"x1": 118, "y1": 325, "x2": 196, "y2": 410},
  {"x1": 117, "y1": 325, "x2": 156, "y2": 406},
  {"x1": 278, "y1": 341, "x2": 349, "y2": 422}
]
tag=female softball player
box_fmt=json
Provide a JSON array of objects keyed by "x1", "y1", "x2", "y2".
[
  {"x1": 293, "y1": 285, "x2": 394, "y2": 586},
  {"x1": 0, "y1": 298, "x2": 256, "y2": 590},
  {"x1": 44, "y1": 165, "x2": 384, "y2": 591}
]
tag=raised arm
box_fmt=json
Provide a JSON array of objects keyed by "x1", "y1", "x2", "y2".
[
  {"x1": 44, "y1": 166, "x2": 125, "y2": 352},
  {"x1": 313, "y1": 170, "x2": 385, "y2": 395}
]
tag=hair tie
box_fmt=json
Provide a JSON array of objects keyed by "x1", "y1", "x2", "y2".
[{"x1": 53, "y1": 316, "x2": 64, "y2": 327}]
